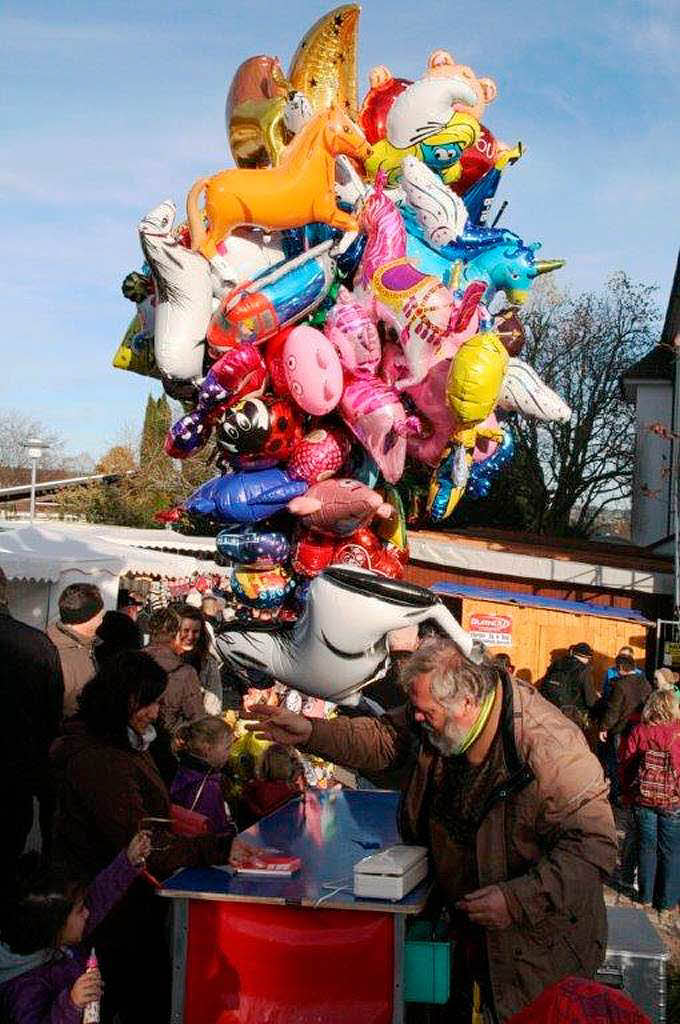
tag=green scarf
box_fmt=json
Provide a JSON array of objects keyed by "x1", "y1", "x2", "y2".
[{"x1": 455, "y1": 686, "x2": 497, "y2": 755}]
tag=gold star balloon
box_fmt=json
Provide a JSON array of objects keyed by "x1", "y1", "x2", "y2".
[{"x1": 288, "y1": 5, "x2": 360, "y2": 121}]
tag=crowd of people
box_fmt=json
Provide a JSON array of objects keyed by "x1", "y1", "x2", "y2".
[
  {"x1": 0, "y1": 576, "x2": 314, "y2": 1023},
  {"x1": 0, "y1": 567, "x2": 678, "y2": 1023},
  {"x1": 538, "y1": 641, "x2": 680, "y2": 927}
]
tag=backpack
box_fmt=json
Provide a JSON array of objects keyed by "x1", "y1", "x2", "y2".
[
  {"x1": 541, "y1": 657, "x2": 588, "y2": 713},
  {"x1": 636, "y1": 749, "x2": 680, "y2": 810}
]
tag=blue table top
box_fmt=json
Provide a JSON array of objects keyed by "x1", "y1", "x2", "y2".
[{"x1": 159, "y1": 789, "x2": 429, "y2": 914}]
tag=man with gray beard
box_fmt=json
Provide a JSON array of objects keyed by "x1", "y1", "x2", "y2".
[{"x1": 248, "y1": 638, "x2": 617, "y2": 1023}]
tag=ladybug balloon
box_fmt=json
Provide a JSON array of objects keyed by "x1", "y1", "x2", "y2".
[{"x1": 217, "y1": 396, "x2": 303, "y2": 462}]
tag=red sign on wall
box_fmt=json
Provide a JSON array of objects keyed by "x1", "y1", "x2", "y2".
[{"x1": 469, "y1": 612, "x2": 513, "y2": 647}]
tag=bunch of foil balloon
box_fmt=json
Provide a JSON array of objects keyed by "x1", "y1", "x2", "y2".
[{"x1": 115, "y1": 4, "x2": 571, "y2": 616}]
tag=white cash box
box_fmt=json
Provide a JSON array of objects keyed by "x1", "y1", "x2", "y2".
[{"x1": 353, "y1": 844, "x2": 429, "y2": 901}]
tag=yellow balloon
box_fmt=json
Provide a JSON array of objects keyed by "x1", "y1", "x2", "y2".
[
  {"x1": 375, "y1": 484, "x2": 408, "y2": 552},
  {"x1": 112, "y1": 316, "x2": 159, "y2": 378},
  {"x1": 445, "y1": 331, "x2": 508, "y2": 427},
  {"x1": 288, "y1": 4, "x2": 360, "y2": 120}
]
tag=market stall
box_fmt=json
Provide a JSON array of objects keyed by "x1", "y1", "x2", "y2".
[
  {"x1": 431, "y1": 582, "x2": 653, "y2": 683},
  {"x1": 159, "y1": 789, "x2": 429, "y2": 1024}
]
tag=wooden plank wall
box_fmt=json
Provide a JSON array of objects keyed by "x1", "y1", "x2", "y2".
[{"x1": 459, "y1": 597, "x2": 650, "y2": 685}]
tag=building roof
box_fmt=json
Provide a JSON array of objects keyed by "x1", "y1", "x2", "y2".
[
  {"x1": 0, "y1": 524, "x2": 223, "y2": 581},
  {"x1": 620, "y1": 344, "x2": 674, "y2": 385},
  {"x1": 660, "y1": 250, "x2": 680, "y2": 352},
  {"x1": 431, "y1": 581, "x2": 654, "y2": 625},
  {"x1": 409, "y1": 528, "x2": 672, "y2": 597},
  {"x1": 620, "y1": 250, "x2": 680, "y2": 397}
]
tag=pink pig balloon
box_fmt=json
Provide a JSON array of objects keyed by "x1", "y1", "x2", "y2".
[{"x1": 283, "y1": 326, "x2": 343, "y2": 416}]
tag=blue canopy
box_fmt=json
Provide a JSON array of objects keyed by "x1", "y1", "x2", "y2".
[{"x1": 431, "y1": 582, "x2": 653, "y2": 626}]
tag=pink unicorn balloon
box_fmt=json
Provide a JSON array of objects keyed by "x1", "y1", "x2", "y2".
[{"x1": 354, "y1": 176, "x2": 488, "y2": 389}]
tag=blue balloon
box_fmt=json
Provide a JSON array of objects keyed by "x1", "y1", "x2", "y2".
[
  {"x1": 216, "y1": 530, "x2": 291, "y2": 566},
  {"x1": 185, "y1": 470, "x2": 307, "y2": 525},
  {"x1": 467, "y1": 429, "x2": 516, "y2": 499},
  {"x1": 400, "y1": 201, "x2": 560, "y2": 304}
]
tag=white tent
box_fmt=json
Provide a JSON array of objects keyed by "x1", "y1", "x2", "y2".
[{"x1": 0, "y1": 526, "x2": 223, "y2": 628}]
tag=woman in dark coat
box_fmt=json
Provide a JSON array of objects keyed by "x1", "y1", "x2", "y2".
[{"x1": 50, "y1": 651, "x2": 252, "y2": 1024}]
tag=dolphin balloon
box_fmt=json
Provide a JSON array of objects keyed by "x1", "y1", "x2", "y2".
[{"x1": 216, "y1": 565, "x2": 478, "y2": 703}]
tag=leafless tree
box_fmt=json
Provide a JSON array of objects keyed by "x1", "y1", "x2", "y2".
[{"x1": 510, "y1": 273, "x2": 660, "y2": 535}]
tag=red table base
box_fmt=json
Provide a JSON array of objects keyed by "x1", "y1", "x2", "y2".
[{"x1": 184, "y1": 901, "x2": 396, "y2": 1024}]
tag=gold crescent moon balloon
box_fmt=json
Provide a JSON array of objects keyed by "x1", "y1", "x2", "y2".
[{"x1": 288, "y1": 4, "x2": 360, "y2": 121}]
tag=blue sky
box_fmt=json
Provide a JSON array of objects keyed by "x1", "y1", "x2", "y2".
[{"x1": 2, "y1": 0, "x2": 678, "y2": 460}]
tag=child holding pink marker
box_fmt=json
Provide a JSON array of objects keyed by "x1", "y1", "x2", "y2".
[{"x1": 0, "y1": 831, "x2": 150, "y2": 1024}]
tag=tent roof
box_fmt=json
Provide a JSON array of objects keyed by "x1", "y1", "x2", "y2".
[
  {"x1": 0, "y1": 526, "x2": 124, "y2": 581},
  {"x1": 0, "y1": 526, "x2": 220, "y2": 582}
]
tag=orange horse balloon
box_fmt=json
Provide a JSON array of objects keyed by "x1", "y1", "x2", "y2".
[{"x1": 188, "y1": 107, "x2": 371, "y2": 262}]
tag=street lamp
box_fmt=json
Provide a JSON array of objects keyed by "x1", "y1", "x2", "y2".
[{"x1": 22, "y1": 437, "x2": 51, "y2": 525}]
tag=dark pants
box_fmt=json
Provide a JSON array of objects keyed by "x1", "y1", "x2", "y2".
[
  {"x1": 635, "y1": 804, "x2": 680, "y2": 910},
  {"x1": 602, "y1": 733, "x2": 620, "y2": 804},
  {"x1": 1, "y1": 787, "x2": 35, "y2": 875},
  {"x1": 95, "y1": 883, "x2": 171, "y2": 1024}
]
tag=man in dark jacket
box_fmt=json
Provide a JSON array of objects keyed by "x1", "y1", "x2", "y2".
[
  {"x1": 0, "y1": 570, "x2": 64, "y2": 871},
  {"x1": 539, "y1": 642, "x2": 598, "y2": 739},
  {"x1": 249, "y1": 638, "x2": 617, "y2": 1023},
  {"x1": 599, "y1": 654, "x2": 651, "y2": 738}
]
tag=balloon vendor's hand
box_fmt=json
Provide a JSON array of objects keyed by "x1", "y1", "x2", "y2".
[
  {"x1": 71, "y1": 968, "x2": 102, "y2": 1009},
  {"x1": 244, "y1": 704, "x2": 313, "y2": 746},
  {"x1": 229, "y1": 837, "x2": 268, "y2": 868},
  {"x1": 127, "y1": 829, "x2": 152, "y2": 866},
  {"x1": 455, "y1": 885, "x2": 512, "y2": 930}
]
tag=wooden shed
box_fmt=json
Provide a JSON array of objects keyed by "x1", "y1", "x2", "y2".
[{"x1": 431, "y1": 583, "x2": 653, "y2": 685}]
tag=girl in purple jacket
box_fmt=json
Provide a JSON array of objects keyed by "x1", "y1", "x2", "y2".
[
  {"x1": 170, "y1": 716, "x2": 237, "y2": 837},
  {"x1": 0, "y1": 832, "x2": 150, "y2": 1024}
]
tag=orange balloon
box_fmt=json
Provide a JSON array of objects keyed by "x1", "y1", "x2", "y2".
[{"x1": 187, "y1": 107, "x2": 371, "y2": 261}]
